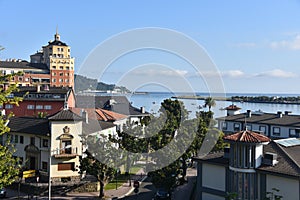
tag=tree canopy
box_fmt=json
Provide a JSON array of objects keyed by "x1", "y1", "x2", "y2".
[{"x1": 0, "y1": 70, "x2": 24, "y2": 188}]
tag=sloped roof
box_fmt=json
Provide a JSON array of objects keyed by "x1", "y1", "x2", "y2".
[
  {"x1": 223, "y1": 130, "x2": 271, "y2": 143},
  {"x1": 194, "y1": 141, "x2": 300, "y2": 178},
  {"x1": 71, "y1": 107, "x2": 127, "y2": 121},
  {"x1": 75, "y1": 95, "x2": 149, "y2": 116},
  {"x1": 47, "y1": 40, "x2": 68, "y2": 46},
  {"x1": 48, "y1": 109, "x2": 82, "y2": 121},
  {"x1": 217, "y1": 112, "x2": 300, "y2": 127},
  {"x1": 8, "y1": 117, "x2": 50, "y2": 136},
  {"x1": 82, "y1": 120, "x2": 115, "y2": 135},
  {"x1": 257, "y1": 141, "x2": 300, "y2": 177},
  {"x1": 0, "y1": 61, "x2": 49, "y2": 71},
  {"x1": 225, "y1": 104, "x2": 241, "y2": 110}
]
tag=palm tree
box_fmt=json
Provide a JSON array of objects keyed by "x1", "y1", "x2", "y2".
[{"x1": 204, "y1": 97, "x2": 216, "y2": 111}]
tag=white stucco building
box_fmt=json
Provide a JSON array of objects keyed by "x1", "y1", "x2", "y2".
[{"x1": 194, "y1": 130, "x2": 300, "y2": 200}]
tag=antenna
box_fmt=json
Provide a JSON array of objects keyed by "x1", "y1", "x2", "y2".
[
  {"x1": 244, "y1": 115, "x2": 247, "y2": 130},
  {"x1": 56, "y1": 25, "x2": 58, "y2": 35}
]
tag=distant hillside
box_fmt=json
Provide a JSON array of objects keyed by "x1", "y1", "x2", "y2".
[{"x1": 74, "y1": 74, "x2": 130, "y2": 93}]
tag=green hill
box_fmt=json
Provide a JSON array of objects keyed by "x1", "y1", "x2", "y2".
[{"x1": 74, "y1": 74, "x2": 130, "y2": 93}]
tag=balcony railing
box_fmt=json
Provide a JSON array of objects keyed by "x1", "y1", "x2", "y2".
[{"x1": 53, "y1": 147, "x2": 78, "y2": 159}]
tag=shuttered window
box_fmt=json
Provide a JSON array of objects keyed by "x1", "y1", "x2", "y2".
[{"x1": 57, "y1": 162, "x2": 74, "y2": 171}]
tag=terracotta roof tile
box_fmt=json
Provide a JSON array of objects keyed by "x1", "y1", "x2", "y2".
[
  {"x1": 71, "y1": 107, "x2": 127, "y2": 121},
  {"x1": 225, "y1": 104, "x2": 241, "y2": 110},
  {"x1": 224, "y1": 130, "x2": 271, "y2": 143}
]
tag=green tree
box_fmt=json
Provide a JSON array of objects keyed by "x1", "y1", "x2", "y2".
[
  {"x1": 79, "y1": 135, "x2": 117, "y2": 198},
  {"x1": 0, "y1": 68, "x2": 24, "y2": 188},
  {"x1": 204, "y1": 97, "x2": 216, "y2": 111}
]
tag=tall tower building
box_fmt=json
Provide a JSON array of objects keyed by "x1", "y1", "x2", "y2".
[{"x1": 30, "y1": 29, "x2": 75, "y2": 88}]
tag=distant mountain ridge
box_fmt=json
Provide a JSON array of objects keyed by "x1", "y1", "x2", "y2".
[{"x1": 74, "y1": 74, "x2": 130, "y2": 93}]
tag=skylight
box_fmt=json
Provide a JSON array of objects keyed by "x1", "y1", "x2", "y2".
[{"x1": 274, "y1": 138, "x2": 300, "y2": 147}]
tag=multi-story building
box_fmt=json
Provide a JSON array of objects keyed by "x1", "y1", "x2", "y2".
[
  {"x1": 3, "y1": 108, "x2": 118, "y2": 183},
  {"x1": 0, "y1": 30, "x2": 74, "y2": 88},
  {"x1": 194, "y1": 130, "x2": 300, "y2": 200},
  {"x1": 217, "y1": 109, "x2": 300, "y2": 138},
  {"x1": 2, "y1": 86, "x2": 75, "y2": 117}
]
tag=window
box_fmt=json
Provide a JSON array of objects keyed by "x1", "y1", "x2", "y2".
[
  {"x1": 59, "y1": 72, "x2": 64, "y2": 76},
  {"x1": 18, "y1": 77, "x2": 23, "y2": 81},
  {"x1": 30, "y1": 137, "x2": 35, "y2": 145},
  {"x1": 27, "y1": 105, "x2": 34, "y2": 110},
  {"x1": 66, "y1": 67, "x2": 70, "y2": 70},
  {"x1": 5, "y1": 104, "x2": 13, "y2": 109},
  {"x1": 14, "y1": 135, "x2": 18, "y2": 143},
  {"x1": 44, "y1": 105, "x2": 52, "y2": 110},
  {"x1": 25, "y1": 78, "x2": 29, "y2": 82},
  {"x1": 246, "y1": 124, "x2": 252, "y2": 131},
  {"x1": 65, "y1": 79, "x2": 69, "y2": 83},
  {"x1": 42, "y1": 162, "x2": 48, "y2": 171},
  {"x1": 58, "y1": 162, "x2": 75, "y2": 171},
  {"x1": 42, "y1": 139, "x2": 48, "y2": 147},
  {"x1": 59, "y1": 79, "x2": 63, "y2": 83},
  {"x1": 52, "y1": 72, "x2": 56, "y2": 76},
  {"x1": 273, "y1": 127, "x2": 280, "y2": 136},
  {"x1": 52, "y1": 66, "x2": 56, "y2": 69},
  {"x1": 60, "y1": 66, "x2": 63, "y2": 69},
  {"x1": 289, "y1": 129, "x2": 300, "y2": 137},
  {"x1": 52, "y1": 78, "x2": 56, "y2": 82},
  {"x1": 234, "y1": 123, "x2": 240, "y2": 131},
  {"x1": 222, "y1": 122, "x2": 227, "y2": 130},
  {"x1": 36, "y1": 105, "x2": 43, "y2": 110},
  {"x1": 259, "y1": 126, "x2": 266, "y2": 134},
  {"x1": 20, "y1": 136, "x2": 24, "y2": 144}
]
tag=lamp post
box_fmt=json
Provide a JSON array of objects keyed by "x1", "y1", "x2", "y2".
[{"x1": 48, "y1": 145, "x2": 72, "y2": 199}]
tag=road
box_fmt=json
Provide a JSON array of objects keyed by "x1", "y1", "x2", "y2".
[{"x1": 119, "y1": 177, "x2": 156, "y2": 200}]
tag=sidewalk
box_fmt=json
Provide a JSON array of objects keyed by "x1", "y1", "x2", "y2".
[{"x1": 67, "y1": 168, "x2": 146, "y2": 200}]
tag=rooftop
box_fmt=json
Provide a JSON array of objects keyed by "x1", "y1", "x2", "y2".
[
  {"x1": 48, "y1": 109, "x2": 82, "y2": 121},
  {"x1": 75, "y1": 95, "x2": 150, "y2": 116},
  {"x1": 223, "y1": 130, "x2": 271, "y2": 143},
  {"x1": 217, "y1": 111, "x2": 300, "y2": 127},
  {"x1": 0, "y1": 60, "x2": 49, "y2": 71},
  {"x1": 194, "y1": 138, "x2": 300, "y2": 178},
  {"x1": 71, "y1": 107, "x2": 127, "y2": 121}
]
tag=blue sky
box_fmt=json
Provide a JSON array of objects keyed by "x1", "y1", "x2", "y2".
[{"x1": 1, "y1": 0, "x2": 300, "y2": 94}]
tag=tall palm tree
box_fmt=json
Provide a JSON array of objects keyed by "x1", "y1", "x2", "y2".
[{"x1": 204, "y1": 97, "x2": 216, "y2": 111}]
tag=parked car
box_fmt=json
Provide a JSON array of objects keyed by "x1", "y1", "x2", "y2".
[
  {"x1": 0, "y1": 188, "x2": 6, "y2": 198},
  {"x1": 153, "y1": 188, "x2": 171, "y2": 200}
]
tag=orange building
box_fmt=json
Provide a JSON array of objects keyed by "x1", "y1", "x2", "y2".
[{"x1": 0, "y1": 30, "x2": 74, "y2": 88}]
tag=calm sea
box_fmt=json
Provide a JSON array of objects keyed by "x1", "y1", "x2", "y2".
[{"x1": 124, "y1": 92, "x2": 300, "y2": 118}]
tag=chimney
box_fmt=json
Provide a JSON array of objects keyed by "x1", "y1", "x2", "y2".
[
  {"x1": 277, "y1": 111, "x2": 282, "y2": 118},
  {"x1": 81, "y1": 109, "x2": 88, "y2": 124},
  {"x1": 141, "y1": 106, "x2": 145, "y2": 114},
  {"x1": 246, "y1": 110, "x2": 251, "y2": 118},
  {"x1": 284, "y1": 111, "x2": 291, "y2": 116}
]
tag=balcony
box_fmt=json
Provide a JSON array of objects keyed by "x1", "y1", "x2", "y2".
[{"x1": 53, "y1": 147, "x2": 78, "y2": 159}]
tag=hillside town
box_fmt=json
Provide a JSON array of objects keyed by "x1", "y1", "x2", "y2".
[{"x1": 0, "y1": 31, "x2": 300, "y2": 200}]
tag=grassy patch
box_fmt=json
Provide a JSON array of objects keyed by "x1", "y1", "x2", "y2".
[{"x1": 104, "y1": 174, "x2": 128, "y2": 190}]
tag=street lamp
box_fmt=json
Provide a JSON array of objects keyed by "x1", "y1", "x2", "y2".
[{"x1": 48, "y1": 145, "x2": 72, "y2": 200}]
